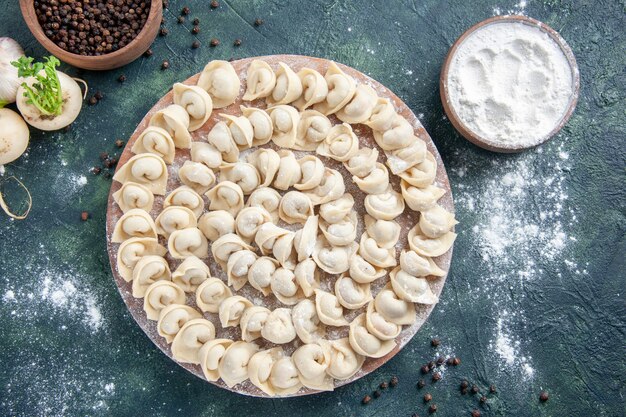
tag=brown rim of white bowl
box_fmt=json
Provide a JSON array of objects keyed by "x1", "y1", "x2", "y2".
[{"x1": 439, "y1": 15, "x2": 580, "y2": 153}]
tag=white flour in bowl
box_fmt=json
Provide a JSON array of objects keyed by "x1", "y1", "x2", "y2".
[{"x1": 447, "y1": 21, "x2": 575, "y2": 148}]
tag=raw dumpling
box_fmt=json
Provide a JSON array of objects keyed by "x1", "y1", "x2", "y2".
[
  {"x1": 267, "y1": 105, "x2": 300, "y2": 148},
  {"x1": 178, "y1": 161, "x2": 216, "y2": 194},
  {"x1": 143, "y1": 280, "x2": 186, "y2": 321},
  {"x1": 365, "y1": 97, "x2": 396, "y2": 132},
  {"x1": 267, "y1": 356, "x2": 302, "y2": 396},
  {"x1": 163, "y1": 186, "x2": 205, "y2": 218},
  {"x1": 294, "y1": 110, "x2": 331, "y2": 151},
  {"x1": 191, "y1": 142, "x2": 223, "y2": 169},
  {"x1": 418, "y1": 205, "x2": 458, "y2": 238},
  {"x1": 207, "y1": 121, "x2": 239, "y2": 163},
  {"x1": 197, "y1": 60, "x2": 240, "y2": 108},
  {"x1": 219, "y1": 162, "x2": 260, "y2": 195},
  {"x1": 247, "y1": 347, "x2": 283, "y2": 396},
  {"x1": 246, "y1": 148, "x2": 280, "y2": 188},
  {"x1": 270, "y1": 268, "x2": 302, "y2": 305},
  {"x1": 267, "y1": 62, "x2": 303, "y2": 105},
  {"x1": 171, "y1": 256, "x2": 211, "y2": 292},
  {"x1": 273, "y1": 150, "x2": 302, "y2": 191},
  {"x1": 385, "y1": 136, "x2": 427, "y2": 175},
  {"x1": 336, "y1": 84, "x2": 377, "y2": 124},
  {"x1": 314, "y1": 62, "x2": 357, "y2": 115},
  {"x1": 373, "y1": 114, "x2": 413, "y2": 151},
  {"x1": 240, "y1": 306, "x2": 271, "y2": 342},
  {"x1": 398, "y1": 151, "x2": 437, "y2": 187},
  {"x1": 344, "y1": 147, "x2": 378, "y2": 178},
  {"x1": 335, "y1": 275, "x2": 372, "y2": 310},
  {"x1": 113, "y1": 153, "x2": 168, "y2": 195},
  {"x1": 316, "y1": 123, "x2": 359, "y2": 162},
  {"x1": 198, "y1": 210, "x2": 235, "y2": 241},
  {"x1": 261, "y1": 308, "x2": 297, "y2": 344},
  {"x1": 196, "y1": 277, "x2": 233, "y2": 313},
  {"x1": 364, "y1": 186, "x2": 405, "y2": 220},
  {"x1": 359, "y1": 232, "x2": 397, "y2": 268},
  {"x1": 408, "y1": 223, "x2": 456, "y2": 258},
  {"x1": 399, "y1": 249, "x2": 446, "y2": 277},
  {"x1": 401, "y1": 181, "x2": 445, "y2": 212},
  {"x1": 293, "y1": 342, "x2": 333, "y2": 391},
  {"x1": 292, "y1": 298, "x2": 326, "y2": 343},
  {"x1": 365, "y1": 301, "x2": 401, "y2": 341},
  {"x1": 326, "y1": 338, "x2": 364, "y2": 380},
  {"x1": 319, "y1": 193, "x2": 354, "y2": 224},
  {"x1": 248, "y1": 256, "x2": 279, "y2": 296},
  {"x1": 349, "y1": 254, "x2": 387, "y2": 284},
  {"x1": 205, "y1": 181, "x2": 245, "y2": 216},
  {"x1": 171, "y1": 318, "x2": 216, "y2": 364},
  {"x1": 131, "y1": 126, "x2": 175, "y2": 164},
  {"x1": 246, "y1": 187, "x2": 282, "y2": 222},
  {"x1": 374, "y1": 284, "x2": 416, "y2": 325},
  {"x1": 294, "y1": 155, "x2": 325, "y2": 190},
  {"x1": 293, "y1": 216, "x2": 319, "y2": 262},
  {"x1": 148, "y1": 104, "x2": 191, "y2": 149},
  {"x1": 312, "y1": 236, "x2": 358, "y2": 275},
  {"x1": 116, "y1": 237, "x2": 166, "y2": 281},
  {"x1": 305, "y1": 168, "x2": 346, "y2": 205},
  {"x1": 172, "y1": 83, "x2": 213, "y2": 131},
  {"x1": 219, "y1": 295, "x2": 253, "y2": 327},
  {"x1": 353, "y1": 162, "x2": 389, "y2": 195},
  {"x1": 157, "y1": 304, "x2": 202, "y2": 343},
  {"x1": 243, "y1": 60, "x2": 276, "y2": 101},
  {"x1": 319, "y1": 210, "x2": 358, "y2": 246},
  {"x1": 113, "y1": 181, "x2": 154, "y2": 213},
  {"x1": 293, "y1": 67, "x2": 328, "y2": 111},
  {"x1": 364, "y1": 215, "x2": 400, "y2": 248},
  {"x1": 240, "y1": 106, "x2": 273, "y2": 146},
  {"x1": 168, "y1": 227, "x2": 209, "y2": 259},
  {"x1": 218, "y1": 341, "x2": 259, "y2": 387},
  {"x1": 235, "y1": 206, "x2": 272, "y2": 242},
  {"x1": 155, "y1": 206, "x2": 197, "y2": 238},
  {"x1": 199, "y1": 339, "x2": 234, "y2": 381},
  {"x1": 226, "y1": 249, "x2": 257, "y2": 290},
  {"x1": 271, "y1": 232, "x2": 298, "y2": 270},
  {"x1": 314, "y1": 289, "x2": 348, "y2": 327},
  {"x1": 278, "y1": 191, "x2": 314, "y2": 225},
  {"x1": 390, "y1": 266, "x2": 439, "y2": 304},
  {"x1": 348, "y1": 313, "x2": 396, "y2": 358},
  {"x1": 211, "y1": 233, "x2": 253, "y2": 269},
  {"x1": 220, "y1": 113, "x2": 254, "y2": 150},
  {"x1": 254, "y1": 222, "x2": 290, "y2": 256},
  {"x1": 112, "y1": 208, "x2": 157, "y2": 242},
  {"x1": 131, "y1": 255, "x2": 171, "y2": 298}
]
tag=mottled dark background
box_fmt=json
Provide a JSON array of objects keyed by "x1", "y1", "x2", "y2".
[{"x1": 0, "y1": 0, "x2": 624, "y2": 416}]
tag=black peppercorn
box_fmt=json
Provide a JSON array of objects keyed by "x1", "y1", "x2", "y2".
[
  {"x1": 421, "y1": 365, "x2": 430, "y2": 374},
  {"x1": 428, "y1": 404, "x2": 437, "y2": 414},
  {"x1": 159, "y1": 27, "x2": 168, "y2": 36},
  {"x1": 161, "y1": 60, "x2": 169, "y2": 69},
  {"x1": 177, "y1": 16, "x2": 184, "y2": 24},
  {"x1": 423, "y1": 393, "x2": 432, "y2": 402},
  {"x1": 428, "y1": 361, "x2": 436, "y2": 370},
  {"x1": 210, "y1": 38, "x2": 219, "y2": 47},
  {"x1": 99, "y1": 152, "x2": 109, "y2": 161},
  {"x1": 373, "y1": 390, "x2": 381, "y2": 398},
  {"x1": 118, "y1": 74, "x2": 126, "y2": 82},
  {"x1": 81, "y1": 211, "x2": 89, "y2": 221},
  {"x1": 379, "y1": 381, "x2": 388, "y2": 389},
  {"x1": 191, "y1": 26, "x2": 199, "y2": 34},
  {"x1": 94, "y1": 91, "x2": 103, "y2": 100},
  {"x1": 115, "y1": 139, "x2": 124, "y2": 148},
  {"x1": 453, "y1": 357, "x2": 461, "y2": 366},
  {"x1": 432, "y1": 372, "x2": 441, "y2": 382},
  {"x1": 479, "y1": 395, "x2": 487, "y2": 404},
  {"x1": 431, "y1": 338, "x2": 440, "y2": 347},
  {"x1": 390, "y1": 376, "x2": 399, "y2": 387},
  {"x1": 446, "y1": 358, "x2": 455, "y2": 366},
  {"x1": 192, "y1": 18, "x2": 199, "y2": 25},
  {"x1": 471, "y1": 410, "x2": 481, "y2": 417},
  {"x1": 539, "y1": 391, "x2": 549, "y2": 402},
  {"x1": 233, "y1": 38, "x2": 242, "y2": 46},
  {"x1": 471, "y1": 385, "x2": 479, "y2": 394},
  {"x1": 103, "y1": 171, "x2": 111, "y2": 179},
  {"x1": 181, "y1": 6, "x2": 190, "y2": 15},
  {"x1": 88, "y1": 96, "x2": 98, "y2": 105},
  {"x1": 417, "y1": 379, "x2": 426, "y2": 389},
  {"x1": 144, "y1": 48, "x2": 153, "y2": 57},
  {"x1": 191, "y1": 41, "x2": 200, "y2": 49},
  {"x1": 489, "y1": 385, "x2": 497, "y2": 394},
  {"x1": 210, "y1": 0, "x2": 219, "y2": 8},
  {"x1": 362, "y1": 395, "x2": 371, "y2": 405},
  {"x1": 461, "y1": 387, "x2": 468, "y2": 395},
  {"x1": 91, "y1": 167, "x2": 101, "y2": 175},
  {"x1": 460, "y1": 380, "x2": 469, "y2": 389},
  {"x1": 254, "y1": 18, "x2": 263, "y2": 26},
  {"x1": 436, "y1": 357, "x2": 445, "y2": 366}
]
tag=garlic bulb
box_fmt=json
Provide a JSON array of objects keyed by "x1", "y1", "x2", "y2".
[{"x1": 0, "y1": 37, "x2": 24, "y2": 106}]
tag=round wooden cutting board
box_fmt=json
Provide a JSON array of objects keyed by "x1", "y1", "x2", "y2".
[{"x1": 106, "y1": 54, "x2": 455, "y2": 397}]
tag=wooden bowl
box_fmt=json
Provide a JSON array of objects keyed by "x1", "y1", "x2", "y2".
[
  {"x1": 440, "y1": 15, "x2": 580, "y2": 153},
  {"x1": 19, "y1": 0, "x2": 162, "y2": 71}
]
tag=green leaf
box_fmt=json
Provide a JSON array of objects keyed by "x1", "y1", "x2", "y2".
[{"x1": 10, "y1": 55, "x2": 63, "y2": 116}]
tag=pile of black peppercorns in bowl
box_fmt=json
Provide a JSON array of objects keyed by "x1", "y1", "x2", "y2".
[{"x1": 34, "y1": 0, "x2": 151, "y2": 56}]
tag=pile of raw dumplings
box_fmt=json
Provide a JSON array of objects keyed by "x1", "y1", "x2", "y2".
[{"x1": 111, "y1": 58, "x2": 458, "y2": 396}]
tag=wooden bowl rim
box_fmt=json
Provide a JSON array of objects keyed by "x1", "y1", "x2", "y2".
[
  {"x1": 439, "y1": 15, "x2": 580, "y2": 153},
  {"x1": 19, "y1": 0, "x2": 161, "y2": 66}
]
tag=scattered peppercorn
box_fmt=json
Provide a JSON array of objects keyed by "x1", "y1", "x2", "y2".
[
  {"x1": 99, "y1": 152, "x2": 109, "y2": 161},
  {"x1": 144, "y1": 48, "x2": 153, "y2": 57},
  {"x1": 91, "y1": 167, "x2": 101, "y2": 175},
  {"x1": 432, "y1": 372, "x2": 441, "y2": 382},
  {"x1": 421, "y1": 365, "x2": 430, "y2": 374},
  {"x1": 104, "y1": 157, "x2": 118, "y2": 168},
  {"x1": 94, "y1": 91, "x2": 103, "y2": 100},
  {"x1": 162, "y1": 0, "x2": 169, "y2": 9},
  {"x1": 479, "y1": 396, "x2": 487, "y2": 404},
  {"x1": 471, "y1": 410, "x2": 481, "y2": 417},
  {"x1": 161, "y1": 60, "x2": 170, "y2": 69},
  {"x1": 423, "y1": 393, "x2": 432, "y2": 402},
  {"x1": 428, "y1": 361, "x2": 436, "y2": 370},
  {"x1": 446, "y1": 358, "x2": 455, "y2": 366},
  {"x1": 191, "y1": 26, "x2": 200, "y2": 34},
  {"x1": 177, "y1": 16, "x2": 185, "y2": 24},
  {"x1": 489, "y1": 385, "x2": 497, "y2": 394},
  {"x1": 390, "y1": 376, "x2": 399, "y2": 387},
  {"x1": 539, "y1": 391, "x2": 549, "y2": 402},
  {"x1": 228, "y1": 57, "x2": 235, "y2": 62},
  {"x1": 471, "y1": 385, "x2": 479, "y2": 394},
  {"x1": 362, "y1": 395, "x2": 371, "y2": 405},
  {"x1": 161, "y1": 17, "x2": 165, "y2": 25},
  {"x1": 210, "y1": 0, "x2": 219, "y2": 8},
  {"x1": 428, "y1": 404, "x2": 437, "y2": 414},
  {"x1": 431, "y1": 338, "x2": 440, "y2": 347},
  {"x1": 210, "y1": 38, "x2": 220, "y2": 47},
  {"x1": 379, "y1": 381, "x2": 388, "y2": 389},
  {"x1": 436, "y1": 357, "x2": 445, "y2": 366},
  {"x1": 417, "y1": 379, "x2": 426, "y2": 389},
  {"x1": 118, "y1": 74, "x2": 127, "y2": 83},
  {"x1": 160, "y1": 27, "x2": 169, "y2": 36},
  {"x1": 192, "y1": 18, "x2": 200, "y2": 25},
  {"x1": 453, "y1": 357, "x2": 461, "y2": 366},
  {"x1": 461, "y1": 388, "x2": 468, "y2": 395},
  {"x1": 81, "y1": 211, "x2": 89, "y2": 221},
  {"x1": 115, "y1": 139, "x2": 124, "y2": 148},
  {"x1": 460, "y1": 380, "x2": 469, "y2": 389},
  {"x1": 373, "y1": 390, "x2": 381, "y2": 398},
  {"x1": 254, "y1": 18, "x2": 264, "y2": 26},
  {"x1": 89, "y1": 96, "x2": 98, "y2": 105},
  {"x1": 192, "y1": 41, "x2": 200, "y2": 49},
  {"x1": 233, "y1": 38, "x2": 242, "y2": 46},
  {"x1": 181, "y1": 6, "x2": 190, "y2": 15},
  {"x1": 103, "y1": 171, "x2": 111, "y2": 179}
]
